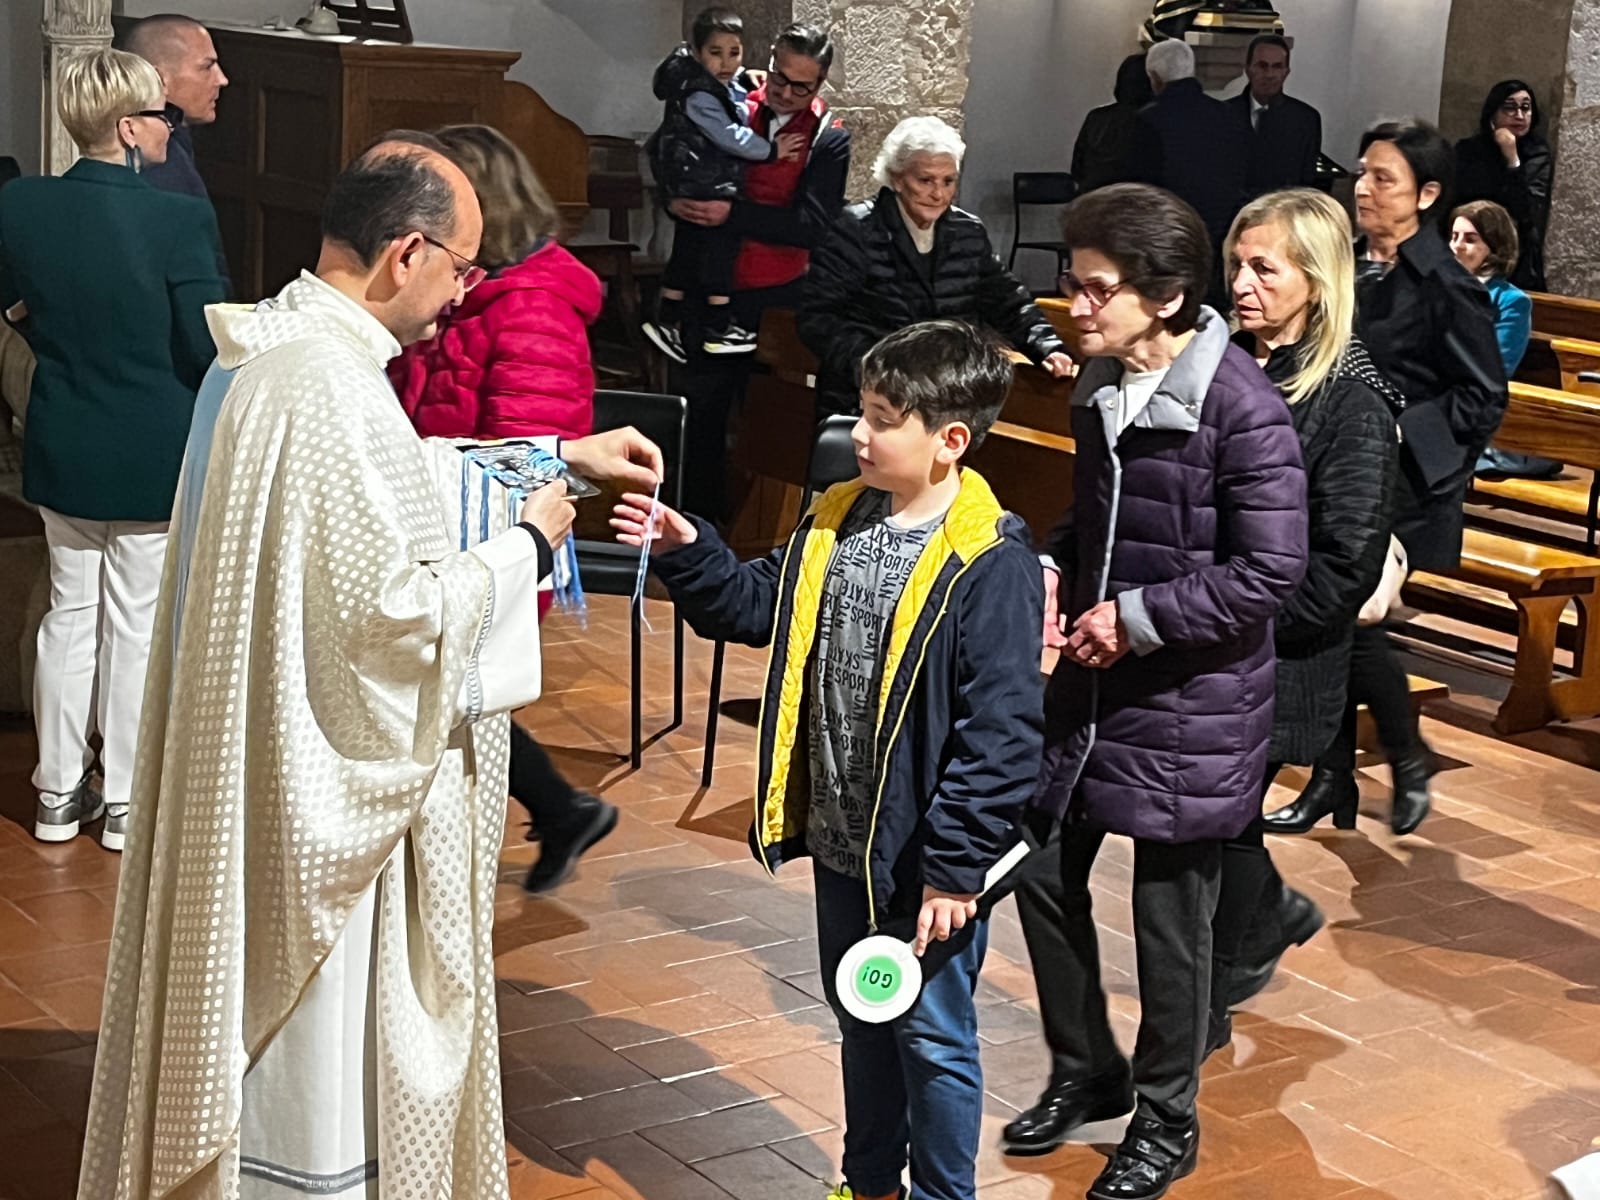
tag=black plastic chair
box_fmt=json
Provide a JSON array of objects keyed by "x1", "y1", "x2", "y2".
[
  {"x1": 1007, "y1": 171, "x2": 1077, "y2": 277},
  {"x1": 700, "y1": 414, "x2": 860, "y2": 787},
  {"x1": 573, "y1": 389, "x2": 689, "y2": 770}
]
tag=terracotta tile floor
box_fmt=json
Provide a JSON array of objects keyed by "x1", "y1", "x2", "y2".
[{"x1": 2, "y1": 596, "x2": 1599, "y2": 1199}]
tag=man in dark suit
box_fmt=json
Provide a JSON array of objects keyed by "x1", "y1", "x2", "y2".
[
  {"x1": 1230, "y1": 34, "x2": 1323, "y2": 197},
  {"x1": 117, "y1": 14, "x2": 228, "y2": 202},
  {"x1": 1131, "y1": 38, "x2": 1247, "y2": 306}
]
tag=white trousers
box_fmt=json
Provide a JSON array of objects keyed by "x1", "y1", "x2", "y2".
[{"x1": 32, "y1": 507, "x2": 168, "y2": 812}]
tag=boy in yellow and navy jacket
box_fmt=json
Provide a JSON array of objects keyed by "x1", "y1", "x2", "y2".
[{"x1": 612, "y1": 320, "x2": 1044, "y2": 1200}]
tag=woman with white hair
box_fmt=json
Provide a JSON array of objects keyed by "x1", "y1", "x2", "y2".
[
  {"x1": 799, "y1": 114, "x2": 1073, "y2": 416},
  {"x1": 0, "y1": 48, "x2": 226, "y2": 851}
]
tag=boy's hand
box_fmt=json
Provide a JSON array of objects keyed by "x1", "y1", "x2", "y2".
[
  {"x1": 611, "y1": 493, "x2": 698, "y2": 552},
  {"x1": 776, "y1": 130, "x2": 807, "y2": 162},
  {"x1": 914, "y1": 888, "x2": 980, "y2": 957},
  {"x1": 1042, "y1": 566, "x2": 1068, "y2": 650},
  {"x1": 562, "y1": 427, "x2": 664, "y2": 492}
]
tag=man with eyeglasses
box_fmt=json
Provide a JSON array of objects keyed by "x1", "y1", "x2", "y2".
[{"x1": 667, "y1": 22, "x2": 851, "y2": 517}]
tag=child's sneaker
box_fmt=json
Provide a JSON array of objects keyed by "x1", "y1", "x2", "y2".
[
  {"x1": 642, "y1": 320, "x2": 688, "y2": 364},
  {"x1": 702, "y1": 320, "x2": 759, "y2": 355}
]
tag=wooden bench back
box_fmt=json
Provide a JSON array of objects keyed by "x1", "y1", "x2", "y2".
[
  {"x1": 1497, "y1": 382, "x2": 1600, "y2": 471},
  {"x1": 1529, "y1": 291, "x2": 1600, "y2": 343}
]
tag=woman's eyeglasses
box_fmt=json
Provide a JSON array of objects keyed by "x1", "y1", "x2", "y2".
[
  {"x1": 766, "y1": 65, "x2": 820, "y2": 98},
  {"x1": 422, "y1": 235, "x2": 488, "y2": 291},
  {"x1": 1498, "y1": 101, "x2": 1535, "y2": 117},
  {"x1": 1058, "y1": 271, "x2": 1128, "y2": 309},
  {"x1": 131, "y1": 108, "x2": 179, "y2": 130}
]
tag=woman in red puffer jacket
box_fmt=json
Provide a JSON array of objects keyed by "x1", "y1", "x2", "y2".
[
  {"x1": 391, "y1": 128, "x2": 603, "y2": 442},
  {"x1": 390, "y1": 123, "x2": 616, "y2": 893}
]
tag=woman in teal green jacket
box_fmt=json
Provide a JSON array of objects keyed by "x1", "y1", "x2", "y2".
[{"x1": 0, "y1": 49, "x2": 227, "y2": 850}]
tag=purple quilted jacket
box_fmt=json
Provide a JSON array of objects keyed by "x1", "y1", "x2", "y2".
[{"x1": 1035, "y1": 309, "x2": 1308, "y2": 843}]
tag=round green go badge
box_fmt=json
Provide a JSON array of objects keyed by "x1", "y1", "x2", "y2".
[{"x1": 837, "y1": 935, "x2": 922, "y2": 1023}]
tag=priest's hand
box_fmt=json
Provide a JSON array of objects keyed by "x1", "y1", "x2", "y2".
[
  {"x1": 520, "y1": 479, "x2": 575, "y2": 548},
  {"x1": 611, "y1": 493, "x2": 698, "y2": 552},
  {"x1": 914, "y1": 887, "x2": 980, "y2": 957},
  {"x1": 563, "y1": 427, "x2": 664, "y2": 492}
]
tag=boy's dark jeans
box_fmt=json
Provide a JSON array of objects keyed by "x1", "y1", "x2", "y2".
[
  {"x1": 662, "y1": 218, "x2": 739, "y2": 300},
  {"x1": 814, "y1": 863, "x2": 987, "y2": 1200}
]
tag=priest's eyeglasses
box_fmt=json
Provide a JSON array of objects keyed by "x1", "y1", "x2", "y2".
[
  {"x1": 767, "y1": 64, "x2": 820, "y2": 98},
  {"x1": 422, "y1": 235, "x2": 488, "y2": 291},
  {"x1": 1058, "y1": 271, "x2": 1128, "y2": 310}
]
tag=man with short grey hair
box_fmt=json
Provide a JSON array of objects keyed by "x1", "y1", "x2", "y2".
[{"x1": 1132, "y1": 37, "x2": 1248, "y2": 302}]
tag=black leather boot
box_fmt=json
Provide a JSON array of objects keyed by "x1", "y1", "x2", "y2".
[
  {"x1": 1002, "y1": 1062, "x2": 1135, "y2": 1156},
  {"x1": 1087, "y1": 1112, "x2": 1199, "y2": 1200},
  {"x1": 1389, "y1": 746, "x2": 1433, "y2": 835},
  {"x1": 1224, "y1": 886, "x2": 1325, "y2": 1009},
  {"x1": 1261, "y1": 768, "x2": 1358, "y2": 834}
]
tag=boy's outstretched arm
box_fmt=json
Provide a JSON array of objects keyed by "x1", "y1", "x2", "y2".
[
  {"x1": 921, "y1": 543, "x2": 1046, "y2": 898},
  {"x1": 612, "y1": 493, "x2": 786, "y2": 647}
]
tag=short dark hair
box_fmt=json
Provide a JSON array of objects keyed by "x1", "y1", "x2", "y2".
[
  {"x1": 1113, "y1": 53, "x2": 1153, "y2": 107},
  {"x1": 1359, "y1": 119, "x2": 1455, "y2": 215},
  {"x1": 117, "y1": 13, "x2": 205, "y2": 68},
  {"x1": 1453, "y1": 199, "x2": 1520, "y2": 278},
  {"x1": 1479, "y1": 78, "x2": 1541, "y2": 137},
  {"x1": 773, "y1": 22, "x2": 834, "y2": 73},
  {"x1": 858, "y1": 321, "x2": 1013, "y2": 451},
  {"x1": 1247, "y1": 34, "x2": 1291, "y2": 66},
  {"x1": 1061, "y1": 183, "x2": 1211, "y2": 334},
  {"x1": 691, "y1": 7, "x2": 743, "y2": 50},
  {"x1": 322, "y1": 147, "x2": 458, "y2": 267}
]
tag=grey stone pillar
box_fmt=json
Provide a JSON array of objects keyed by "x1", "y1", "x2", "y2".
[
  {"x1": 41, "y1": 0, "x2": 114, "y2": 175},
  {"x1": 1548, "y1": 0, "x2": 1600, "y2": 296},
  {"x1": 794, "y1": 0, "x2": 976, "y2": 200}
]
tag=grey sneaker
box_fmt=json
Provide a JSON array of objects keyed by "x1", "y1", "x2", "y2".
[
  {"x1": 33, "y1": 779, "x2": 105, "y2": 844},
  {"x1": 101, "y1": 805, "x2": 128, "y2": 853}
]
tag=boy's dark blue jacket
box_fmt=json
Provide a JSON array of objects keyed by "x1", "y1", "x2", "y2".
[
  {"x1": 652, "y1": 470, "x2": 1045, "y2": 930},
  {"x1": 647, "y1": 45, "x2": 749, "y2": 200}
]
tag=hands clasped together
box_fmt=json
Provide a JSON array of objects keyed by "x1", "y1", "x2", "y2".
[{"x1": 1041, "y1": 565, "x2": 1129, "y2": 670}]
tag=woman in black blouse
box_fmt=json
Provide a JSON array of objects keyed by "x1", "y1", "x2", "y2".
[
  {"x1": 1265, "y1": 120, "x2": 1505, "y2": 840},
  {"x1": 1454, "y1": 79, "x2": 1552, "y2": 292}
]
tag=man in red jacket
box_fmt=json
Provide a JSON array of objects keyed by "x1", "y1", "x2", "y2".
[{"x1": 668, "y1": 22, "x2": 851, "y2": 517}]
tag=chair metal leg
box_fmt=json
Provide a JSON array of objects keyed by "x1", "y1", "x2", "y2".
[
  {"x1": 672, "y1": 614, "x2": 685, "y2": 732},
  {"x1": 630, "y1": 597, "x2": 643, "y2": 771},
  {"x1": 702, "y1": 640, "x2": 726, "y2": 788}
]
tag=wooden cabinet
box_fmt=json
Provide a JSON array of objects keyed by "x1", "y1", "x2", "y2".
[{"x1": 189, "y1": 25, "x2": 519, "y2": 298}]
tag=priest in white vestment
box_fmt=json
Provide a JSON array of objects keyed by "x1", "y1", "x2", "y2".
[{"x1": 78, "y1": 139, "x2": 662, "y2": 1200}]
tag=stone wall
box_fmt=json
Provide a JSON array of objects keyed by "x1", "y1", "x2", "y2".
[
  {"x1": 1548, "y1": 0, "x2": 1600, "y2": 296},
  {"x1": 794, "y1": 0, "x2": 976, "y2": 201},
  {"x1": 1439, "y1": 0, "x2": 1573, "y2": 139}
]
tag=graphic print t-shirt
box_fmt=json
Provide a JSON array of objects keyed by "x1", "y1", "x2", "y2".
[{"x1": 806, "y1": 489, "x2": 947, "y2": 878}]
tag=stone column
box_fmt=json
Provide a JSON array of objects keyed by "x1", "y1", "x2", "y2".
[
  {"x1": 793, "y1": 0, "x2": 976, "y2": 200},
  {"x1": 1548, "y1": 0, "x2": 1600, "y2": 296},
  {"x1": 41, "y1": 0, "x2": 114, "y2": 175}
]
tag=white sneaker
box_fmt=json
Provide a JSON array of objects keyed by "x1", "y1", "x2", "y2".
[{"x1": 101, "y1": 805, "x2": 128, "y2": 853}]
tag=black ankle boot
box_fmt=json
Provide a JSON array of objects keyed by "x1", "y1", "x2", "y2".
[
  {"x1": 1224, "y1": 887, "x2": 1324, "y2": 1009},
  {"x1": 1261, "y1": 768, "x2": 1358, "y2": 835},
  {"x1": 1002, "y1": 1062, "x2": 1135, "y2": 1155},
  {"x1": 1389, "y1": 746, "x2": 1432, "y2": 835},
  {"x1": 1087, "y1": 1112, "x2": 1199, "y2": 1200}
]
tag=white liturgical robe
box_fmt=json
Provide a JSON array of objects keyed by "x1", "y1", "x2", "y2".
[{"x1": 79, "y1": 272, "x2": 546, "y2": 1200}]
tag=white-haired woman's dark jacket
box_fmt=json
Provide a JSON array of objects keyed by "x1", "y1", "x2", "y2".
[{"x1": 799, "y1": 187, "x2": 1065, "y2": 416}]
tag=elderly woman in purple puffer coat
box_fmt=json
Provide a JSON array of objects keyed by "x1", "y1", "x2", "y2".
[{"x1": 1002, "y1": 184, "x2": 1308, "y2": 1200}]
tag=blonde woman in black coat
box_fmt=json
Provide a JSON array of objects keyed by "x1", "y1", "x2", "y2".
[{"x1": 1209, "y1": 188, "x2": 1400, "y2": 1053}]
